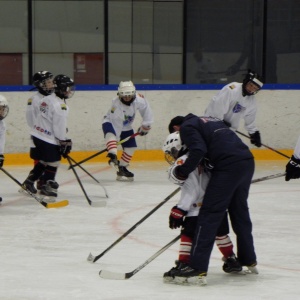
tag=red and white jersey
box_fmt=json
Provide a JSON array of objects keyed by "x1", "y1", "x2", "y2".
[
  {"x1": 0, "y1": 120, "x2": 6, "y2": 154},
  {"x1": 26, "y1": 92, "x2": 47, "y2": 129},
  {"x1": 102, "y1": 93, "x2": 153, "y2": 138},
  {"x1": 204, "y1": 82, "x2": 259, "y2": 134},
  {"x1": 30, "y1": 93, "x2": 69, "y2": 145},
  {"x1": 174, "y1": 154, "x2": 210, "y2": 217}
]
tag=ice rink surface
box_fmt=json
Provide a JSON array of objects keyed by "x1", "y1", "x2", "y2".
[{"x1": 0, "y1": 160, "x2": 299, "y2": 300}]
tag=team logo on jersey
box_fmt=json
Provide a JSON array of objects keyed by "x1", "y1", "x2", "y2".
[
  {"x1": 40, "y1": 101, "x2": 48, "y2": 113},
  {"x1": 27, "y1": 98, "x2": 33, "y2": 105},
  {"x1": 111, "y1": 106, "x2": 116, "y2": 113},
  {"x1": 229, "y1": 84, "x2": 236, "y2": 89},
  {"x1": 123, "y1": 114, "x2": 135, "y2": 126},
  {"x1": 61, "y1": 104, "x2": 67, "y2": 110},
  {"x1": 232, "y1": 102, "x2": 245, "y2": 113},
  {"x1": 137, "y1": 93, "x2": 144, "y2": 98}
]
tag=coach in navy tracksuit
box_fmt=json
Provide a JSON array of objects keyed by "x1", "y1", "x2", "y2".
[{"x1": 168, "y1": 113, "x2": 257, "y2": 280}]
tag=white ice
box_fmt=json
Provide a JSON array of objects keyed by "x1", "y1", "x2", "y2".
[{"x1": 0, "y1": 160, "x2": 299, "y2": 300}]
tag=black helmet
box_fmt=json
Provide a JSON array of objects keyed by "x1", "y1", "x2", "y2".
[
  {"x1": 53, "y1": 75, "x2": 75, "y2": 99},
  {"x1": 32, "y1": 71, "x2": 54, "y2": 96},
  {"x1": 242, "y1": 70, "x2": 264, "y2": 96}
]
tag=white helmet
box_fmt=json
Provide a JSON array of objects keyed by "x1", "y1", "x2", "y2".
[
  {"x1": 118, "y1": 81, "x2": 136, "y2": 97},
  {"x1": 0, "y1": 95, "x2": 9, "y2": 120},
  {"x1": 162, "y1": 131, "x2": 186, "y2": 165}
]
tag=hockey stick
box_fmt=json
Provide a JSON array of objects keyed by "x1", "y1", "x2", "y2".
[
  {"x1": 251, "y1": 172, "x2": 286, "y2": 183},
  {"x1": 0, "y1": 167, "x2": 69, "y2": 208},
  {"x1": 236, "y1": 130, "x2": 290, "y2": 159},
  {"x1": 68, "y1": 132, "x2": 140, "y2": 169},
  {"x1": 99, "y1": 235, "x2": 181, "y2": 280},
  {"x1": 67, "y1": 155, "x2": 109, "y2": 198},
  {"x1": 87, "y1": 187, "x2": 181, "y2": 263},
  {"x1": 66, "y1": 156, "x2": 106, "y2": 207}
]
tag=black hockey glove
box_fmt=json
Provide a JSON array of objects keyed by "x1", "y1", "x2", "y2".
[
  {"x1": 138, "y1": 125, "x2": 151, "y2": 136},
  {"x1": 169, "y1": 206, "x2": 187, "y2": 229},
  {"x1": 249, "y1": 131, "x2": 262, "y2": 147},
  {"x1": 59, "y1": 139, "x2": 72, "y2": 158},
  {"x1": 285, "y1": 155, "x2": 300, "y2": 181},
  {"x1": 201, "y1": 157, "x2": 214, "y2": 172},
  {"x1": 0, "y1": 154, "x2": 4, "y2": 167}
]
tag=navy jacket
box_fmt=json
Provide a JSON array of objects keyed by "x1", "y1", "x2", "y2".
[{"x1": 177, "y1": 114, "x2": 253, "y2": 178}]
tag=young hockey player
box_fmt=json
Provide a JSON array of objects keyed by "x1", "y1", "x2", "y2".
[
  {"x1": 204, "y1": 70, "x2": 264, "y2": 147},
  {"x1": 102, "y1": 81, "x2": 153, "y2": 181},
  {"x1": 25, "y1": 71, "x2": 54, "y2": 191},
  {"x1": 162, "y1": 131, "x2": 243, "y2": 285},
  {"x1": 21, "y1": 75, "x2": 74, "y2": 202}
]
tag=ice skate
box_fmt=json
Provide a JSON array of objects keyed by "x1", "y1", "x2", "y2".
[
  {"x1": 19, "y1": 179, "x2": 37, "y2": 196},
  {"x1": 244, "y1": 262, "x2": 259, "y2": 274},
  {"x1": 40, "y1": 180, "x2": 59, "y2": 202},
  {"x1": 116, "y1": 166, "x2": 134, "y2": 182},
  {"x1": 107, "y1": 153, "x2": 119, "y2": 169},
  {"x1": 222, "y1": 255, "x2": 243, "y2": 274},
  {"x1": 166, "y1": 262, "x2": 207, "y2": 286},
  {"x1": 163, "y1": 260, "x2": 185, "y2": 283}
]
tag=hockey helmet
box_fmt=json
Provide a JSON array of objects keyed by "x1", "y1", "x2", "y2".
[
  {"x1": 118, "y1": 81, "x2": 136, "y2": 105},
  {"x1": 162, "y1": 131, "x2": 187, "y2": 165},
  {"x1": 242, "y1": 70, "x2": 264, "y2": 96},
  {"x1": 53, "y1": 75, "x2": 75, "y2": 100},
  {"x1": 32, "y1": 71, "x2": 54, "y2": 96},
  {"x1": 0, "y1": 95, "x2": 9, "y2": 120}
]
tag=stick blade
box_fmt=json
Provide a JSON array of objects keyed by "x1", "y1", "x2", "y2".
[
  {"x1": 87, "y1": 252, "x2": 96, "y2": 263},
  {"x1": 46, "y1": 200, "x2": 69, "y2": 208},
  {"x1": 99, "y1": 270, "x2": 127, "y2": 280},
  {"x1": 90, "y1": 200, "x2": 107, "y2": 207}
]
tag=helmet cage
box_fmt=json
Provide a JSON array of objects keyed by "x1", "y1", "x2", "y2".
[
  {"x1": 33, "y1": 71, "x2": 54, "y2": 96},
  {"x1": 162, "y1": 132, "x2": 186, "y2": 165},
  {"x1": 242, "y1": 71, "x2": 263, "y2": 96},
  {"x1": 53, "y1": 75, "x2": 75, "y2": 99},
  {"x1": 0, "y1": 97, "x2": 9, "y2": 120}
]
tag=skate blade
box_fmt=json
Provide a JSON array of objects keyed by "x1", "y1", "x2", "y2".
[
  {"x1": 116, "y1": 175, "x2": 134, "y2": 182},
  {"x1": 39, "y1": 195, "x2": 57, "y2": 203},
  {"x1": 173, "y1": 276, "x2": 207, "y2": 286}
]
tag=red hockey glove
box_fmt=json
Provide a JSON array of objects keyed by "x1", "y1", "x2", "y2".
[{"x1": 169, "y1": 206, "x2": 187, "y2": 229}]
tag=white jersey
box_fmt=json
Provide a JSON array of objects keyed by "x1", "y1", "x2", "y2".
[
  {"x1": 174, "y1": 154, "x2": 210, "y2": 217},
  {"x1": 26, "y1": 92, "x2": 47, "y2": 129},
  {"x1": 204, "y1": 82, "x2": 258, "y2": 134},
  {"x1": 30, "y1": 93, "x2": 69, "y2": 145},
  {"x1": 102, "y1": 93, "x2": 153, "y2": 138},
  {"x1": 0, "y1": 120, "x2": 6, "y2": 154}
]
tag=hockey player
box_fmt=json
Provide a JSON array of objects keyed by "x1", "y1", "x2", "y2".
[
  {"x1": 167, "y1": 114, "x2": 258, "y2": 285},
  {"x1": 204, "y1": 70, "x2": 264, "y2": 148},
  {"x1": 21, "y1": 75, "x2": 75, "y2": 202},
  {"x1": 102, "y1": 81, "x2": 153, "y2": 181},
  {"x1": 0, "y1": 95, "x2": 9, "y2": 202},
  {"x1": 25, "y1": 71, "x2": 54, "y2": 190},
  {"x1": 285, "y1": 135, "x2": 300, "y2": 181},
  {"x1": 162, "y1": 132, "x2": 242, "y2": 284}
]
